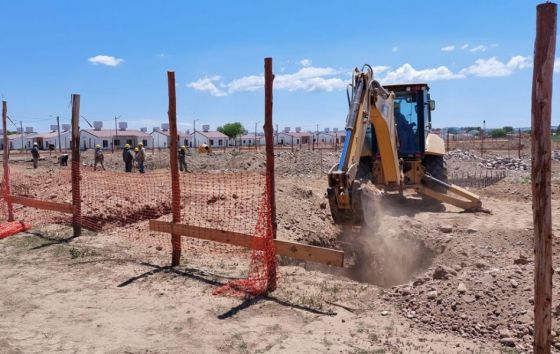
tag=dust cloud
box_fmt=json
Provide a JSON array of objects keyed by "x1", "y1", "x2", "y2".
[{"x1": 342, "y1": 193, "x2": 434, "y2": 287}]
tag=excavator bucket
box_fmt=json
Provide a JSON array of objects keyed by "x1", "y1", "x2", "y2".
[{"x1": 416, "y1": 174, "x2": 484, "y2": 211}]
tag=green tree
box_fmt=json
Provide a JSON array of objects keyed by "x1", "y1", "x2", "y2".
[
  {"x1": 490, "y1": 128, "x2": 506, "y2": 138},
  {"x1": 502, "y1": 126, "x2": 514, "y2": 134},
  {"x1": 217, "y1": 122, "x2": 245, "y2": 138}
]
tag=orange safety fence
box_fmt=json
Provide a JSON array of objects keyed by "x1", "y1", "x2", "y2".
[{"x1": 1, "y1": 154, "x2": 278, "y2": 297}]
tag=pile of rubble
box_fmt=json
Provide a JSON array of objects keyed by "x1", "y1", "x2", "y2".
[
  {"x1": 445, "y1": 149, "x2": 478, "y2": 160},
  {"x1": 479, "y1": 157, "x2": 528, "y2": 170},
  {"x1": 552, "y1": 150, "x2": 560, "y2": 161}
]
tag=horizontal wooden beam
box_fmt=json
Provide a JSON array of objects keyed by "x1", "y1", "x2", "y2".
[
  {"x1": 149, "y1": 220, "x2": 344, "y2": 267},
  {"x1": 9, "y1": 195, "x2": 73, "y2": 214}
]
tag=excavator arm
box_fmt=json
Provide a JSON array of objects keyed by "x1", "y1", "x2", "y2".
[
  {"x1": 327, "y1": 65, "x2": 484, "y2": 226},
  {"x1": 327, "y1": 66, "x2": 400, "y2": 225}
]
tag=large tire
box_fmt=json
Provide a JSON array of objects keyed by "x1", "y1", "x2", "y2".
[{"x1": 422, "y1": 155, "x2": 448, "y2": 193}]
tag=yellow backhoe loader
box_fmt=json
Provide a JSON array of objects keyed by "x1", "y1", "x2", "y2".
[{"x1": 327, "y1": 65, "x2": 482, "y2": 226}]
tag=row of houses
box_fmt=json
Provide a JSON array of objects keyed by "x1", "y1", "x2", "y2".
[{"x1": 0, "y1": 123, "x2": 346, "y2": 150}]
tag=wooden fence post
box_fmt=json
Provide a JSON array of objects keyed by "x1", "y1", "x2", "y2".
[
  {"x1": 264, "y1": 58, "x2": 278, "y2": 292},
  {"x1": 518, "y1": 128, "x2": 522, "y2": 159},
  {"x1": 532, "y1": 3, "x2": 556, "y2": 353},
  {"x1": 264, "y1": 58, "x2": 276, "y2": 239},
  {"x1": 2, "y1": 101, "x2": 14, "y2": 221},
  {"x1": 71, "y1": 94, "x2": 81, "y2": 237},
  {"x1": 168, "y1": 71, "x2": 182, "y2": 266}
]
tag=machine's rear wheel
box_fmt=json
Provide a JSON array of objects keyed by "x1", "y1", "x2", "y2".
[{"x1": 422, "y1": 155, "x2": 448, "y2": 193}]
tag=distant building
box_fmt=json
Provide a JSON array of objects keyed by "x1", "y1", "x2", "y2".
[
  {"x1": 277, "y1": 131, "x2": 311, "y2": 145},
  {"x1": 80, "y1": 129, "x2": 153, "y2": 149},
  {"x1": 32, "y1": 129, "x2": 72, "y2": 150},
  {"x1": 2, "y1": 133, "x2": 36, "y2": 150},
  {"x1": 239, "y1": 134, "x2": 262, "y2": 146},
  {"x1": 190, "y1": 126, "x2": 228, "y2": 148}
]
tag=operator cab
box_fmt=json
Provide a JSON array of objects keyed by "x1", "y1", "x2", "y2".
[{"x1": 383, "y1": 83, "x2": 435, "y2": 159}]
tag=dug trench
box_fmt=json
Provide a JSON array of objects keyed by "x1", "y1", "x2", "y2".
[{"x1": 297, "y1": 194, "x2": 439, "y2": 288}]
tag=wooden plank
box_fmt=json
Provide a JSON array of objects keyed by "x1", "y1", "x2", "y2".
[
  {"x1": 531, "y1": 3, "x2": 556, "y2": 353},
  {"x1": 149, "y1": 220, "x2": 344, "y2": 267},
  {"x1": 10, "y1": 195, "x2": 73, "y2": 214}
]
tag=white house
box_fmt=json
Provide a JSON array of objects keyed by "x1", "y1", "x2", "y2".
[
  {"x1": 3, "y1": 133, "x2": 37, "y2": 150},
  {"x1": 32, "y1": 129, "x2": 72, "y2": 150},
  {"x1": 80, "y1": 127, "x2": 153, "y2": 150},
  {"x1": 277, "y1": 132, "x2": 311, "y2": 146},
  {"x1": 190, "y1": 126, "x2": 228, "y2": 148},
  {"x1": 238, "y1": 134, "x2": 263, "y2": 146},
  {"x1": 151, "y1": 128, "x2": 191, "y2": 149}
]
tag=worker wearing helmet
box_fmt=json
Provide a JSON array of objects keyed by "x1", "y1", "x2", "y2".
[
  {"x1": 94, "y1": 144, "x2": 105, "y2": 171},
  {"x1": 122, "y1": 144, "x2": 134, "y2": 172},
  {"x1": 136, "y1": 142, "x2": 146, "y2": 173},
  {"x1": 178, "y1": 145, "x2": 188, "y2": 172},
  {"x1": 31, "y1": 142, "x2": 40, "y2": 168}
]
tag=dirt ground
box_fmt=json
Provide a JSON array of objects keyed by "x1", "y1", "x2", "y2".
[{"x1": 1, "y1": 147, "x2": 559, "y2": 353}]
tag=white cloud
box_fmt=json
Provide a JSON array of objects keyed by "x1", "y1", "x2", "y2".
[
  {"x1": 186, "y1": 76, "x2": 226, "y2": 96},
  {"x1": 507, "y1": 55, "x2": 532, "y2": 70},
  {"x1": 381, "y1": 64, "x2": 465, "y2": 83},
  {"x1": 459, "y1": 55, "x2": 532, "y2": 77},
  {"x1": 156, "y1": 53, "x2": 166, "y2": 57},
  {"x1": 461, "y1": 44, "x2": 469, "y2": 50},
  {"x1": 88, "y1": 55, "x2": 123, "y2": 67},
  {"x1": 372, "y1": 66, "x2": 390, "y2": 74},
  {"x1": 441, "y1": 45, "x2": 455, "y2": 52},
  {"x1": 226, "y1": 75, "x2": 264, "y2": 93},
  {"x1": 392, "y1": 47, "x2": 399, "y2": 52},
  {"x1": 555, "y1": 58, "x2": 560, "y2": 73},
  {"x1": 300, "y1": 59, "x2": 312, "y2": 67},
  {"x1": 470, "y1": 45, "x2": 487, "y2": 52},
  {"x1": 188, "y1": 65, "x2": 348, "y2": 95}
]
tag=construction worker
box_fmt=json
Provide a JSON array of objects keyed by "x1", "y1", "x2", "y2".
[
  {"x1": 136, "y1": 142, "x2": 146, "y2": 173},
  {"x1": 94, "y1": 144, "x2": 105, "y2": 171},
  {"x1": 31, "y1": 142, "x2": 40, "y2": 168},
  {"x1": 133, "y1": 147, "x2": 139, "y2": 168},
  {"x1": 178, "y1": 145, "x2": 188, "y2": 172},
  {"x1": 122, "y1": 144, "x2": 134, "y2": 172}
]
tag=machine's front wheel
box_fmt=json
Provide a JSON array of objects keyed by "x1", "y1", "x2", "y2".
[{"x1": 422, "y1": 154, "x2": 448, "y2": 193}]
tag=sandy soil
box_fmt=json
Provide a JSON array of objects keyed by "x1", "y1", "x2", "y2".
[{"x1": 0, "y1": 147, "x2": 558, "y2": 353}]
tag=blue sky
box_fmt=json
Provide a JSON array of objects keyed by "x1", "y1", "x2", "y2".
[{"x1": 0, "y1": 0, "x2": 558, "y2": 133}]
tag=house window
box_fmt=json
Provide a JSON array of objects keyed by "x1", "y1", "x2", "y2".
[
  {"x1": 142, "y1": 140, "x2": 148, "y2": 147},
  {"x1": 126, "y1": 139, "x2": 133, "y2": 146},
  {"x1": 296, "y1": 139, "x2": 300, "y2": 144},
  {"x1": 102, "y1": 140, "x2": 108, "y2": 148},
  {"x1": 210, "y1": 139, "x2": 214, "y2": 146},
  {"x1": 218, "y1": 139, "x2": 223, "y2": 146},
  {"x1": 114, "y1": 139, "x2": 121, "y2": 146},
  {"x1": 243, "y1": 140, "x2": 246, "y2": 144}
]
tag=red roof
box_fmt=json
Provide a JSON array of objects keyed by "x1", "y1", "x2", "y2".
[
  {"x1": 240, "y1": 134, "x2": 261, "y2": 140},
  {"x1": 33, "y1": 130, "x2": 70, "y2": 139},
  {"x1": 280, "y1": 132, "x2": 311, "y2": 138},
  {"x1": 81, "y1": 129, "x2": 152, "y2": 138},
  {"x1": 195, "y1": 131, "x2": 228, "y2": 139}
]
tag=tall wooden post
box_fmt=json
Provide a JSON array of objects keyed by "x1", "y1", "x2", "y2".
[
  {"x1": 168, "y1": 71, "x2": 182, "y2": 266},
  {"x1": 56, "y1": 116, "x2": 62, "y2": 153},
  {"x1": 532, "y1": 3, "x2": 556, "y2": 353},
  {"x1": 264, "y1": 58, "x2": 276, "y2": 240},
  {"x1": 2, "y1": 101, "x2": 14, "y2": 221},
  {"x1": 518, "y1": 128, "x2": 522, "y2": 159},
  {"x1": 71, "y1": 94, "x2": 81, "y2": 237},
  {"x1": 264, "y1": 57, "x2": 277, "y2": 292},
  {"x1": 446, "y1": 130, "x2": 450, "y2": 152}
]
